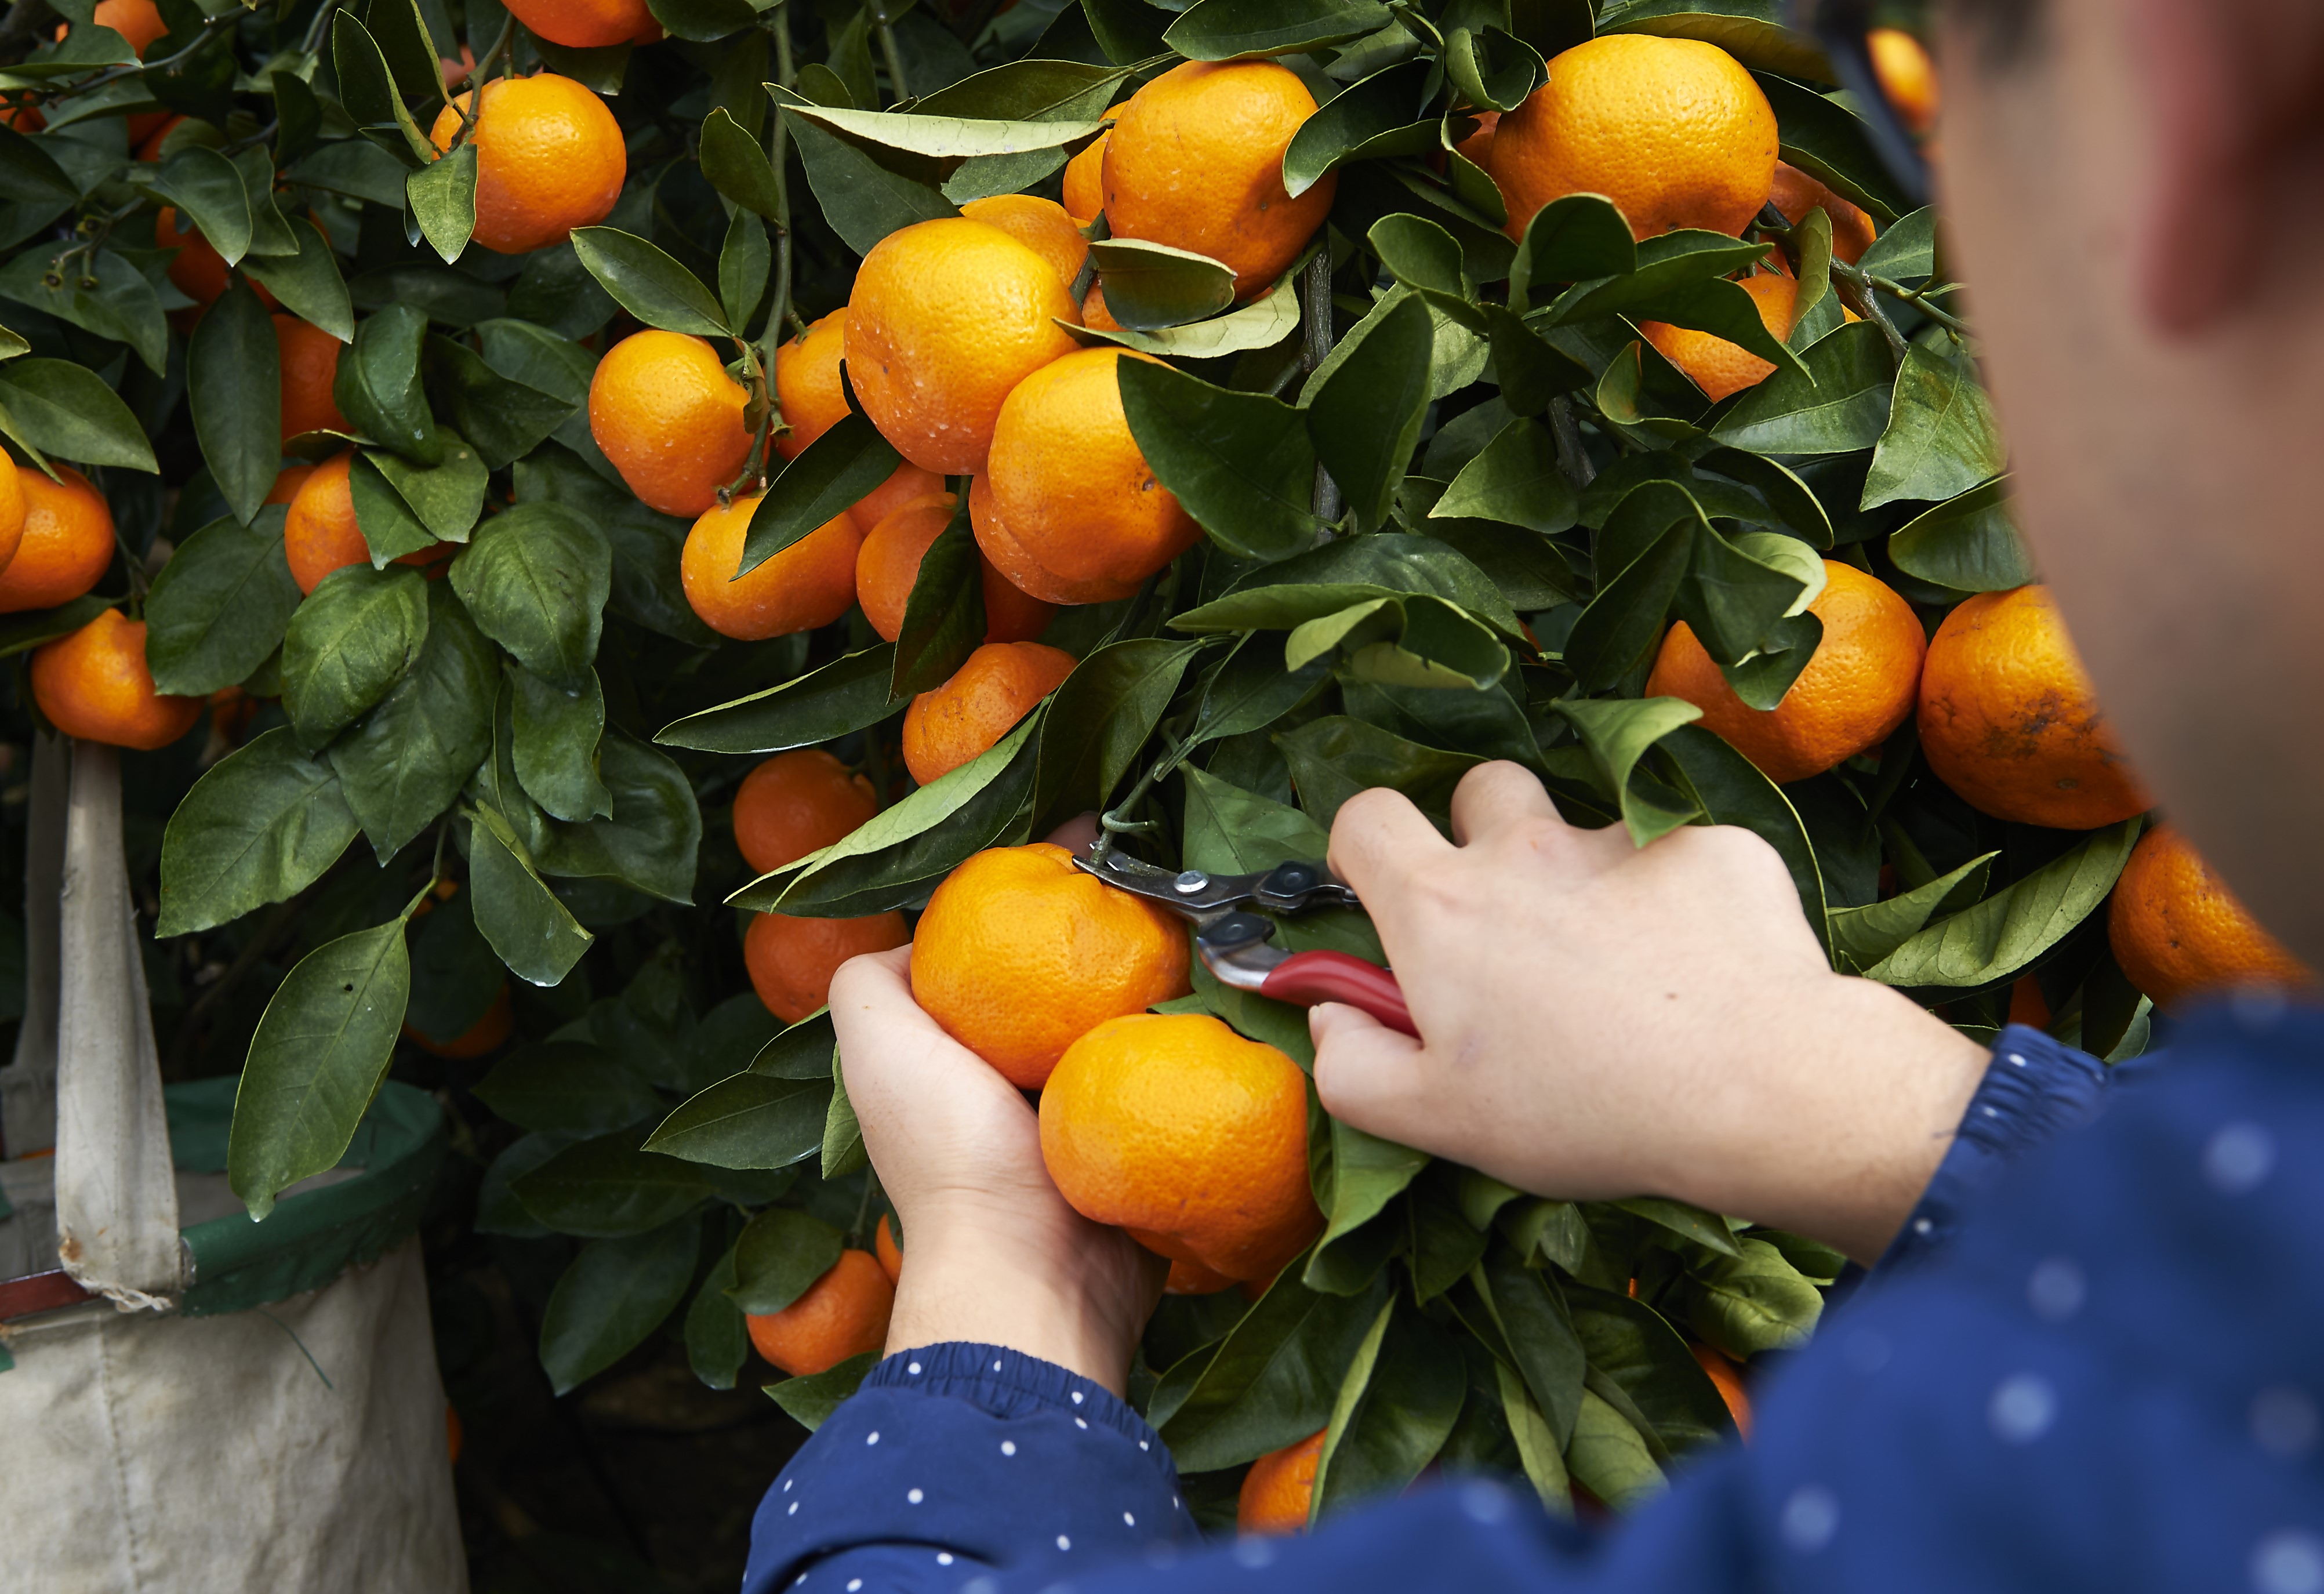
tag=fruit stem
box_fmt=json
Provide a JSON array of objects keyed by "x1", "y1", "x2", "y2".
[
  {"x1": 1091, "y1": 721, "x2": 1189, "y2": 866},
  {"x1": 445, "y1": 10, "x2": 516, "y2": 152},
  {"x1": 866, "y1": 0, "x2": 910, "y2": 104}
]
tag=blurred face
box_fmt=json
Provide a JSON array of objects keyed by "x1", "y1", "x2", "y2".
[{"x1": 1936, "y1": 0, "x2": 2324, "y2": 964}]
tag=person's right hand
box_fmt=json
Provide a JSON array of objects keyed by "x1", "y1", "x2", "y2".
[{"x1": 1310, "y1": 762, "x2": 1991, "y2": 1263}]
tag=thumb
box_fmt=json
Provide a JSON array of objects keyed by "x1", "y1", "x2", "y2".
[{"x1": 1310, "y1": 1001, "x2": 1430, "y2": 1141}]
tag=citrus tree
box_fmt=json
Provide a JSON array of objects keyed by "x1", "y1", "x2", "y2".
[{"x1": 0, "y1": 0, "x2": 2204, "y2": 1543}]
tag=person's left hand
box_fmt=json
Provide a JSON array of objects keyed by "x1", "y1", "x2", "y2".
[{"x1": 830, "y1": 945, "x2": 1165, "y2": 1395}]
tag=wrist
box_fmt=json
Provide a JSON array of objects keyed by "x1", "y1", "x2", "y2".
[
  {"x1": 1657, "y1": 974, "x2": 1991, "y2": 1265},
  {"x1": 883, "y1": 1210, "x2": 1155, "y2": 1395}
]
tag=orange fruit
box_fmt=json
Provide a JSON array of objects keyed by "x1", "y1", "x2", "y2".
[
  {"x1": 1692, "y1": 1344, "x2": 1752, "y2": 1440},
  {"x1": 133, "y1": 111, "x2": 183, "y2": 162},
  {"x1": 746, "y1": 1249, "x2": 895, "y2": 1376},
  {"x1": 970, "y1": 347, "x2": 1201, "y2": 605},
  {"x1": 855, "y1": 494, "x2": 1058, "y2": 647},
  {"x1": 2006, "y1": 972, "x2": 2051, "y2": 1030},
  {"x1": 958, "y1": 194, "x2": 1088, "y2": 289},
  {"x1": 0, "y1": 448, "x2": 26, "y2": 571},
  {"x1": 1103, "y1": 61, "x2": 1332, "y2": 299},
  {"x1": 844, "y1": 218, "x2": 1083, "y2": 474},
  {"x1": 402, "y1": 984, "x2": 514, "y2": 1059},
  {"x1": 502, "y1": 0, "x2": 652, "y2": 48},
  {"x1": 0, "y1": 465, "x2": 111, "y2": 613},
  {"x1": 30, "y1": 608, "x2": 204, "y2": 750},
  {"x1": 428, "y1": 73, "x2": 625, "y2": 255},
  {"x1": 680, "y1": 496, "x2": 862, "y2": 640},
  {"x1": 1916, "y1": 585, "x2": 2149, "y2": 830},
  {"x1": 264, "y1": 463, "x2": 315, "y2": 506},
  {"x1": 1062, "y1": 129, "x2": 1109, "y2": 227},
  {"x1": 1165, "y1": 1256, "x2": 1237, "y2": 1295},
  {"x1": 733, "y1": 748, "x2": 877, "y2": 876},
  {"x1": 1868, "y1": 28, "x2": 1940, "y2": 135},
  {"x1": 1080, "y1": 282, "x2": 1122, "y2": 333},
  {"x1": 1490, "y1": 35, "x2": 1778, "y2": 242},
  {"x1": 284, "y1": 451, "x2": 451, "y2": 596},
  {"x1": 900, "y1": 640, "x2": 1077, "y2": 786},
  {"x1": 155, "y1": 206, "x2": 228, "y2": 306},
  {"x1": 1642, "y1": 268, "x2": 1797, "y2": 402},
  {"x1": 1040, "y1": 1011, "x2": 1321, "y2": 1281},
  {"x1": 93, "y1": 0, "x2": 166, "y2": 55},
  {"x1": 1770, "y1": 162, "x2": 1879, "y2": 265},
  {"x1": 773, "y1": 308, "x2": 849, "y2": 463},
  {"x1": 2108, "y1": 825, "x2": 2315, "y2": 1010},
  {"x1": 274, "y1": 314, "x2": 347, "y2": 441},
  {"x1": 910, "y1": 842, "x2": 1191, "y2": 1088},
  {"x1": 1237, "y1": 1431, "x2": 1325, "y2": 1534},
  {"x1": 874, "y1": 1213, "x2": 903, "y2": 1284},
  {"x1": 1453, "y1": 108, "x2": 1499, "y2": 169},
  {"x1": 1645, "y1": 560, "x2": 1925, "y2": 785},
  {"x1": 846, "y1": 460, "x2": 948, "y2": 537},
  {"x1": 744, "y1": 909, "x2": 912, "y2": 1023},
  {"x1": 589, "y1": 331, "x2": 756, "y2": 517}
]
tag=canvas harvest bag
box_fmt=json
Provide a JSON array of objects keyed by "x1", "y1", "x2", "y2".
[{"x1": 0, "y1": 734, "x2": 466, "y2": 1592}]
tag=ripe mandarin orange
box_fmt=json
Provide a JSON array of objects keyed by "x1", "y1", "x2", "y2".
[
  {"x1": 31, "y1": 608, "x2": 204, "y2": 750},
  {"x1": 1917, "y1": 585, "x2": 2149, "y2": 829},
  {"x1": 92, "y1": 0, "x2": 165, "y2": 55},
  {"x1": 1041, "y1": 1011, "x2": 1321, "y2": 1280},
  {"x1": 1692, "y1": 1344, "x2": 1752, "y2": 1439},
  {"x1": 1165, "y1": 1256, "x2": 1237, "y2": 1295},
  {"x1": 1453, "y1": 108, "x2": 1499, "y2": 169},
  {"x1": 874, "y1": 1213, "x2": 903, "y2": 1284},
  {"x1": 590, "y1": 330, "x2": 755, "y2": 517},
  {"x1": 1103, "y1": 61, "x2": 1332, "y2": 298},
  {"x1": 2007, "y1": 973, "x2": 2052, "y2": 1029},
  {"x1": 133, "y1": 111, "x2": 184, "y2": 162},
  {"x1": 428, "y1": 73, "x2": 624, "y2": 254},
  {"x1": 910, "y1": 842, "x2": 1190, "y2": 1088},
  {"x1": 403, "y1": 984, "x2": 514, "y2": 1058},
  {"x1": 773, "y1": 307, "x2": 849, "y2": 462},
  {"x1": 855, "y1": 494, "x2": 1056, "y2": 646},
  {"x1": 1770, "y1": 161, "x2": 1879, "y2": 265},
  {"x1": 265, "y1": 463, "x2": 315, "y2": 507},
  {"x1": 1868, "y1": 28, "x2": 1940, "y2": 135},
  {"x1": 746, "y1": 1249, "x2": 895, "y2": 1376},
  {"x1": 847, "y1": 460, "x2": 947, "y2": 536},
  {"x1": 155, "y1": 206, "x2": 229, "y2": 306},
  {"x1": 733, "y1": 749, "x2": 878, "y2": 876},
  {"x1": 1645, "y1": 560, "x2": 1924, "y2": 785},
  {"x1": 958, "y1": 194, "x2": 1088, "y2": 288},
  {"x1": 2108, "y1": 825, "x2": 2315, "y2": 1010},
  {"x1": 970, "y1": 347, "x2": 1201, "y2": 605},
  {"x1": 1238, "y1": 1432, "x2": 1326, "y2": 1534},
  {"x1": 844, "y1": 217, "x2": 1082, "y2": 474},
  {"x1": 1080, "y1": 282, "x2": 1122, "y2": 333},
  {"x1": 1491, "y1": 35, "x2": 1778, "y2": 241},
  {"x1": 1061, "y1": 129, "x2": 1109, "y2": 227},
  {"x1": 0, "y1": 466, "x2": 111, "y2": 613},
  {"x1": 284, "y1": 451, "x2": 450, "y2": 595},
  {"x1": 745, "y1": 909, "x2": 912, "y2": 1023},
  {"x1": 0, "y1": 448, "x2": 27, "y2": 571},
  {"x1": 274, "y1": 314, "x2": 347, "y2": 441},
  {"x1": 680, "y1": 496, "x2": 862, "y2": 641},
  {"x1": 502, "y1": 0, "x2": 652, "y2": 49},
  {"x1": 1642, "y1": 268, "x2": 1797, "y2": 402},
  {"x1": 901, "y1": 641, "x2": 1076, "y2": 786}
]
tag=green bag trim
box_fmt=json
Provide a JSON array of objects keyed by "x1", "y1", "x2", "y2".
[{"x1": 169, "y1": 1077, "x2": 446, "y2": 1319}]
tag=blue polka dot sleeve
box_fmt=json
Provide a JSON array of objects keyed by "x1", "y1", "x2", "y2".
[{"x1": 747, "y1": 1000, "x2": 2324, "y2": 1594}]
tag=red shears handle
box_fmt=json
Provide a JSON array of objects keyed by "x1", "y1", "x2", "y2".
[{"x1": 1257, "y1": 950, "x2": 1417, "y2": 1038}]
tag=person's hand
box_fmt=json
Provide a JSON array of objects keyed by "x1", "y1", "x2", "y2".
[
  {"x1": 1313, "y1": 763, "x2": 1992, "y2": 1263},
  {"x1": 829, "y1": 945, "x2": 1165, "y2": 1394}
]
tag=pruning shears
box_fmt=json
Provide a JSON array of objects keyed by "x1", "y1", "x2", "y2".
[{"x1": 1073, "y1": 846, "x2": 1417, "y2": 1038}]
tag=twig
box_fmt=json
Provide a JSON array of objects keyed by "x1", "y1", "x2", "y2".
[
  {"x1": 755, "y1": 1, "x2": 796, "y2": 489},
  {"x1": 866, "y1": 0, "x2": 909, "y2": 103},
  {"x1": 1302, "y1": 248, "x2": 1342, "y2": 527},
  {"x1": 45, "y1": 16, "x2": 235, "y2": 106},
  {"x1": 446, "y1": 11, "x2": 517, "y2": 150},
  {"x1": 1546, "y1": 396, "x2": 1595, "y2": 489}
]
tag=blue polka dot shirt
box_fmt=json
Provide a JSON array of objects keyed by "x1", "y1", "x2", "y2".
[{"x1": 744, "y1": 1000, "x2": 2324, "y2": 1594}]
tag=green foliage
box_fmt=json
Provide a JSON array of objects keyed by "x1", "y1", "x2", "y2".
[{"x1": 20, "y1": 0, "x2": 2110, "y2": 1546}]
